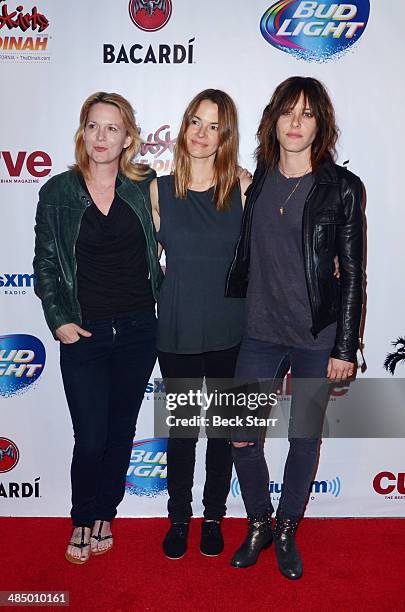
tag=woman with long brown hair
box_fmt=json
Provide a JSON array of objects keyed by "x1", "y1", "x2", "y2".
[
  {"x1": 150, "y1": 89, "x2": 250, "y2": 559},
  {"x1": 34, "y1": 92, "x2": 162, "y2": 563},
  {"x1": 226, "y1": 76, "x2": 364, "y2": 577}
]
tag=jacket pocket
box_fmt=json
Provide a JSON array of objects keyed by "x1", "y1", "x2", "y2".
[{"x1": 314, "y1": 211, "x2": 345, "y2": 253}]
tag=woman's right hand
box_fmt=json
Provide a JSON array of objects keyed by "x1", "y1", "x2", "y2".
[{"x1": 55, "y1": 323, "x2": 92, "y2": 344}]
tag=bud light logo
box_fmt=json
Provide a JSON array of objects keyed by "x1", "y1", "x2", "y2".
[
  {"x1": 260, "y1": 1, "x2": 370, "y2": 62},
  {"x1": 129, "y1": 0, "x2": 172, "y2": 32},
  {"x1": 0, "y1": 438, "x2": 19, "y2": 473},
  {"x1": 126, "y1": 438, "x2": 167, "y2": 497},
  {"x1": 0, "y1": 334, "x2": 46, "y2": 397},
  {"x1": 231, "y1": 475, "x2": 341, "y2": 498}
]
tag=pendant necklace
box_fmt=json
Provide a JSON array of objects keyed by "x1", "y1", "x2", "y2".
[{"x1": 278, "y1": 166, "x2": 311, "y2": 216}]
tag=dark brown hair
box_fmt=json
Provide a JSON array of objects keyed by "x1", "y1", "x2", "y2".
[
  {"x1": 174, "y1": 89, "x2": 239, "y2": 210},
  {"x1": 256, "y1": 77, "x2": 338, "y2": 171}
]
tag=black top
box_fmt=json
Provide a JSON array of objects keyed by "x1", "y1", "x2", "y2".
[
  {"x1": 76, "y1": 175, "x2": 154, "y2": 320},
  {"x1": 156, "y1": 175, "x2": 245, "y2": 353},
  {"x1": 248, "y1": 169, "x2": 336, "y2": 349}
]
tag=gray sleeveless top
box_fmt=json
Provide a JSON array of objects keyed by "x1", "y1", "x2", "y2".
[{"x1": 156, "y1": 175, "x2": 245, "y2": 354}]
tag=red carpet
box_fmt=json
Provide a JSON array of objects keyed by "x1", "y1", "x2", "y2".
[{"x1": 0, "y1": 518, "x2": 403, "y2": 612}]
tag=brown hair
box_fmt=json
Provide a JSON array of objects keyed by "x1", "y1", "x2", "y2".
[
  {"x1": 72, "y1": 91, "x2": 150, "y2": 181},
  {"x1": 256, "y1": 77, "x2": 338, "y2": 171},
  {"x1": 174, "y1": 89, "x2": 239, "y2": 210}
]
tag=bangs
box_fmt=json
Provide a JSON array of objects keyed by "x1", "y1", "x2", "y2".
[
  {"x1": 279, "y1": 86, "x2": 306, "y2": 114},
  {"x1": 278, "y1": 82, "x2": 319, "y2": 116},
  {"x1": 255, "y1": 76, "x2": 338, "y2": 170}
]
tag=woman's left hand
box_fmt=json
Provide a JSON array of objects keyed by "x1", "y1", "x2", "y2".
[{"x1": 327, "y1": 357, "x2": 354, "y2": 380}]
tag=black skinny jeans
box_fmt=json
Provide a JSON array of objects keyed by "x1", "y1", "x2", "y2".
[
  {"x1": 60, "y1": 310, "x2": 157, "y2": 527},
  {"x1": 158, "y1": 346, "x2": 239, "y2": 523},
  {"x1": 232, "y1": 337, "x2": 332, "y2": 520}
]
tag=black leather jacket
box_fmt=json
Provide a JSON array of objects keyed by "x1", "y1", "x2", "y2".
[{"x1": 225, "y1": 159, "x2": 364, "y2": 363}]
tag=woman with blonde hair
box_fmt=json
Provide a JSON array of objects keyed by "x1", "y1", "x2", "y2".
[
  {"x1": 150, "y1": 89, "x2": 251, "y2": 559},
  {"x1": 34, "y1": 91, "x2": 162, "y2": 563}
]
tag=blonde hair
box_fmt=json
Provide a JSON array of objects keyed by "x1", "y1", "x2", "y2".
[
  {"x1": 174, "y1": 89, "x2": 239, "y2": 210},
  {"x1": 72, "y1": 91, "x2": 150, "y2": 181}
]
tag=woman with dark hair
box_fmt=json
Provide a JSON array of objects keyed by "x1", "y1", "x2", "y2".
[
  {"x1": 150, "y1": 89, "x2": 251, "y2": 559},
  {"x1": 226, "y1": 77, "x2": 364, "y2": 577},
  {"x1": 34, "y1": 92, "x2": 162, "y2": 563}
]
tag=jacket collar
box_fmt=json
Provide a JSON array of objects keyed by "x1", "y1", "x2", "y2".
[{"x1": 313, "y1": 157, "x2": 339, "y2": 184}]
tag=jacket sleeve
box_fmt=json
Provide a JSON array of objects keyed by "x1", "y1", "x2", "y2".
[
  {"x1": 33, "y1": 191, "x2": 71, "y2": 336},
  {"x1": 330, "y1": 175, "x2": 364, "y2": 363}
]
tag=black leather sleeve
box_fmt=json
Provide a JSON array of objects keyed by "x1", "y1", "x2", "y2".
[{"x1": 330, "y1": 174, "x2": 364, "y2": 363}]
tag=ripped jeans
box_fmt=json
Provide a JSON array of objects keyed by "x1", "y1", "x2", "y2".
[{"x1": 231, "y1": 337, "x2": 332, "y2": 519}]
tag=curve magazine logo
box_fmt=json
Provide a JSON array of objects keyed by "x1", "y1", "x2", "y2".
[
  {"x1": 231, "y1": 475, "x2": 341, "y2": 498},
  {"x1": 260, "y1": 1, "x2": 370, "y2": 62},
  {"x1": 0, "y1": 1, "x2": 51, "y2": 63},
  {"x1": 0, "y1": 437, "x2": 19, "y2": 472},
  {"x1": 373, "y1": 471, "x2": 405, "y2": 500},
  {"x1": 126, "y1": 438, "x2": 167, "y2": 497},
  {"x1": 0, "y1": 334, "x2": 46, "y2": 397},
  {"x1": 0, "y1": 150, "x2": 52, "y2": 184},
  {"x1": 129, "y1": 0, "x2": 172, "y2": 32}
]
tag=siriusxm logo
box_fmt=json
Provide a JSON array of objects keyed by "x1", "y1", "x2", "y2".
[
  {"x1": 144, "y1": 378, "x2": 166, "y2": 400},
  {"x1": 260, "y1": 1, "x2": 370, "y2": 62},
  {"x1": 0, "y1": 273, "x2": 35, "y2": 295},
  {"x1": 126, "y1": 438, "x2": 167, "y2": 497},
  {"x1": 0, "y1": 334, "x2": 46, "y2": 397},
  {"x1": 231, "y1": 475, "x2": 341, "y2": 498}
]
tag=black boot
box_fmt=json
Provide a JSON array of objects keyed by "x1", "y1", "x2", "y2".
[
  {"x1": 274, "y1": 517, "x2": 303, "y2": 580},
  {"x1": 200, "y1": 520, "x2": 224, "y2": 556},
  {"x1": 231, "y1": 514, "x2": 273, "y2": 568},
  {"x1": 163, "y1": 522, "x2": 189, "y2": 559}
]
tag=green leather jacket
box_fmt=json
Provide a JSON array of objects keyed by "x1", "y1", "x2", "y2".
[{"x1": 33, "y1": 169, "x2": 163, "y2": 336}]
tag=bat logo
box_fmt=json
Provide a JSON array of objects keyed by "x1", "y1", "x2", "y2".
[
  {"x1": 0, "y1": 438, "x2": 19, "y2": 473},
  {"x1": 129, "y1": 0, "x2": 172, "y2": 31}
]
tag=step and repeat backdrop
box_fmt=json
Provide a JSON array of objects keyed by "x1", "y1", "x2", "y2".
[{"x1": 1, "y1": 0, "x2": 404, "y2": 518}]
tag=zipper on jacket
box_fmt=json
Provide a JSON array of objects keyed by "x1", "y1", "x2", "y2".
[{"x1": 73, "y1": 196, "x2": 91, "y2": 322}]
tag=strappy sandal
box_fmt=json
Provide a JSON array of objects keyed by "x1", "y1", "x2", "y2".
[
  {"x1": 91, "y1": 520, "x2": 113, "y2": 556},
  {"x1": 65, "y1": 527, "x2": 91, "y2": 565}
]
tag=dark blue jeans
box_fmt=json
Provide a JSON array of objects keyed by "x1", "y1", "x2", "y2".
[
  {"x1": 232, "y1": 337, "x2": 332, "y2": 520},
  {"x1": 60, "y1": 310, "x2": 157, "y2": 527}
]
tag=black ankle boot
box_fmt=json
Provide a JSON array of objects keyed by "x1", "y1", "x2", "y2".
[
  {"x1": 200, "y1": 520, "x2": 224, "y2": 556},
  {"x1": 231, "y1": 514, "x2": 273, "y2": 568},
  {"x1": 274, "y1": 517, "x2": 303, "y2": 580},
  {"x1": 163, "y1": 522, "x2": 189, "y2": 559}
]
